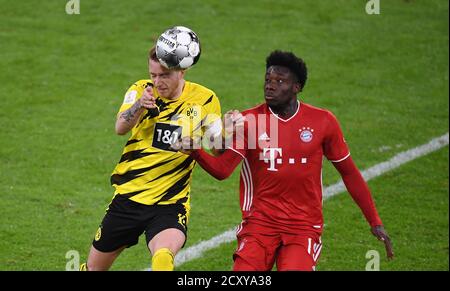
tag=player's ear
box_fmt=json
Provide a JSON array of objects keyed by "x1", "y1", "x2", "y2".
[
  {"x1": 179, "y1": 69, "x2": 186, "y2": 79},
  {"x1": 293, "y1": 82, "x2": 301, "y2": 94}
]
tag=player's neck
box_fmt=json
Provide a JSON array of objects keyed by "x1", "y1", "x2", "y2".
[
  {"x1": 166, "y1": 80, "x2": 186, "y2": 100},
  {"x1": 269, "y1": 98, "x2": 298, "y2": 119}
]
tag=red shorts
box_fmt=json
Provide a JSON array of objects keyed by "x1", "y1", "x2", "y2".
[{"x1": 233, "y1": 221, "x2": 322, "y2": 271}]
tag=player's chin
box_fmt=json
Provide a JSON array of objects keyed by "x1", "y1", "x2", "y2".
[
  {"x1": 265, "y1": 96, "x2": 278, "y2": 106},
  {"x1": 157, "y1": 88, "x2": 169, "y2": 96}
]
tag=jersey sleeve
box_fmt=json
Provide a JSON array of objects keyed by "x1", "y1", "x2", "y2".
[
  {"x1": 201, "y1": 94, "x2": 222, "y2": 139},
  {"x1": 323, "y1": 111, "x2": 350, "y2": 162},
  {"x1": 190, "y1": 148, "x2": 243, "y2": 180},
  {"x1": 117, "y1": 80, "x2": 151, "y2": 115},
  {"x1": 226, "y1": 113, "x2": 249, "y2": 159}
]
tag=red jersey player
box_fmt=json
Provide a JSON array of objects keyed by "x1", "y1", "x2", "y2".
[{"x1": 177, "y1": 50, "x2": 394, "y2": 271}]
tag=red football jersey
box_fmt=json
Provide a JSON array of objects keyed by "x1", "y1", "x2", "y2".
[{"x1": 229, "y1": 101, "x2": 350, "y2": 234}]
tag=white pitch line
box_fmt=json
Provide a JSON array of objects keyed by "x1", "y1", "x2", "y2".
[
  {"x1": 145, "y1": 132, "x2": 449, "y2": 270},
  {"x1": 174, "y1": 228, "x2": 237, "y2": 267},
  {"x1": 323, "y1": 133, "x2": 449, "y2": 199}
]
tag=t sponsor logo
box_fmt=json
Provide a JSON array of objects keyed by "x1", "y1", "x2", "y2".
[{"x1": 262, "y1": 148, "x2": 282, "y2": 172}]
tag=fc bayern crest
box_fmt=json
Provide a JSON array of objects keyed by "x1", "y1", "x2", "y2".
[{"x1": 299, "y1": 127, "x2": 314, "y2": 143}]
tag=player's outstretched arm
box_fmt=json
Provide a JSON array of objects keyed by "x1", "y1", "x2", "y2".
[
  {"x1": 190, "y1": 149, "x2": 242, "y2": 180},
  {"x1": 332, "y1": 156, "x2": 394, "y2": 260},
  {"x1": 209, "y1": 110, "x2": 246, "y2": 156},
  {"x1": 171, "y1": 136, "x2": 242, "y2": 180}
]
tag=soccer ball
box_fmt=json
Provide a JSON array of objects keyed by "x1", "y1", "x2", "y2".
[{"x1": 155, "y1": 26, "x2": 201, "y2": 70}]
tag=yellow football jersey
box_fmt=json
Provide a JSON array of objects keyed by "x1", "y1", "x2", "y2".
[{"x1": 111, "y1": 79, "x2": 222, "y2": 210}]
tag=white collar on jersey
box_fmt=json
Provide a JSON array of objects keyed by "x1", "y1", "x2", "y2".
[{"x1": 268, "y1": 100, "x2": 300, "y2": 122}]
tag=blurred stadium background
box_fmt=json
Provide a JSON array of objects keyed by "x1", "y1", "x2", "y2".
[{"x1": 0, "y1": 0, "x2": 448, "y2": 270}]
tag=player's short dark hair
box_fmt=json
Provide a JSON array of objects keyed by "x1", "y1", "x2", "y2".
[{"x1": 266, "y1": 50, "x2": 308, "y2": 91}]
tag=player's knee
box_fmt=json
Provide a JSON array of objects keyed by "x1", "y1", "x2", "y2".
[
  {"x1": 86, "y1": 258, "x2": 109, "y2": 271},
  {"x1": 152, "y1": 248, "x2": 174, "y2": 271},
  {"x1": 86, "y1": 261, "x2": 102, "y2": 271}
]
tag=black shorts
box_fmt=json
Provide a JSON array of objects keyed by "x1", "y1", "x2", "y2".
[{"x1": 92, "y1": 195, "x2": 188, "y2": 253}]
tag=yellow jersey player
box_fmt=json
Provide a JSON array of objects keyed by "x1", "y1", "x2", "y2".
[{"x1": 81, "y1": 47, "x2": 222, "y2": 271}]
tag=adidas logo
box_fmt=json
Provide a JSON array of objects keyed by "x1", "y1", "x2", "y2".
[{"x1": 258, "y1": 132, "x2": 270, "y2": 141}]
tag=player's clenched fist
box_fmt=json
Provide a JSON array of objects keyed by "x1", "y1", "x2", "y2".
[
  {"x1": 224, "y1": 110, "x2": 245, "y2": 139},
  {"x1": 138, "y1": 86, "x2": 157, "y2": 109}
]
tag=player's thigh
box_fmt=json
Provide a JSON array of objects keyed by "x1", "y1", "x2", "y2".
[
  {"x1": 276, "y1": 236, "x2": 322, "y2": 271},
  {"x1": 145, "y1": 203, "x2": 188, "y2": 255},
  {"x1": 87, "y1": 245, "x2": 126, "y2": 271},
  {"x1": 234, "y1": 256, "x2": 260, "y2": 271},
  {"x1": 233, "y1": 235, "x2": 278, "y2": 271},
  {"x1": 92, "y1": 197, "x2": 144, "y2": 253},
  {"x1": 275, "y1": 244, "x2": 314, "y2": 271},
  {"x1": 148, "y1": 228, "x2": 185, "y2": 255}
]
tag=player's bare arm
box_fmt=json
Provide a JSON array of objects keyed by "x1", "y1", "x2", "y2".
[{"x1": 115, "y1": 86, "x2": 157, "y2": 135}]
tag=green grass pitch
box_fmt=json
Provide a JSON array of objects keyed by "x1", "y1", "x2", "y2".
[{"x1": 0, "y1": 0, "x2": 448, "y2": 270}]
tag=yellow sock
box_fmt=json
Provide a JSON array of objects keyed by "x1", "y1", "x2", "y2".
[
  {"x1": 151, "y1": 248, "x2": 174, "y2": 271},
  {"x1": 79, "y1": 263, "x2": 88, "y2": 271}
]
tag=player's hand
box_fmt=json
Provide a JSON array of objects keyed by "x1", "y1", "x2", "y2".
[
  {"x1": 223, "y1": 110, "x2": 245, "y2": 139},
  {"x1": 171, "y1": 136, "x2": 201, "y2": 155},
  {"x1": 138, "y1": 86, "x2": 157, "y2": 109},
  {"x1": 371, "y1": 225, "x2": 394, "y2": 260}
]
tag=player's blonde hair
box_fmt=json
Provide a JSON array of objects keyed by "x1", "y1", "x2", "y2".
[{"x1": 149, "y1": 46, "x2": 158, "y2": 62}]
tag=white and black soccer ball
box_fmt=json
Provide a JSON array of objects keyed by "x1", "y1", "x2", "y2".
[{"x1": 155, "y1": 26, "x2": 201, "y2": 70}]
